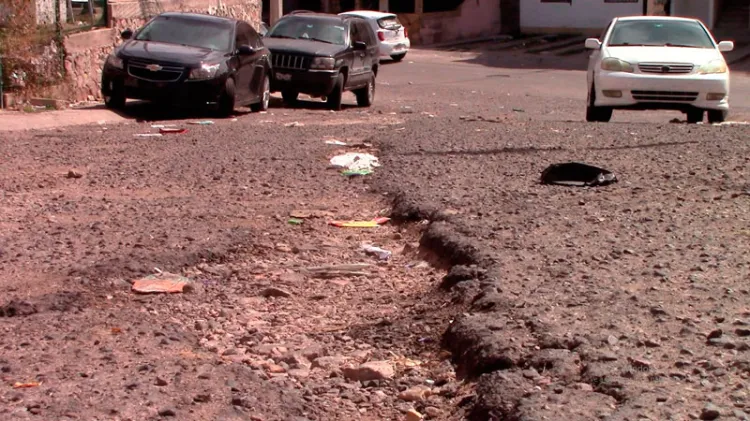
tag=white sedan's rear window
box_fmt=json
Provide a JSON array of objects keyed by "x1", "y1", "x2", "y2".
[{"x1": 377, "y1": 16, "x2": 402, "y2": 30}]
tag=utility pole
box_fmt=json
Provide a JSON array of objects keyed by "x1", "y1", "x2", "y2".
[{"x1": 270, "y1": 0, "x2": 282, "y2": 25}]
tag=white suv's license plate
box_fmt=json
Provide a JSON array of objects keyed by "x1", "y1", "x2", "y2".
[{"x1": 276, "y1": 72, "x2": 292, "y2": 81}]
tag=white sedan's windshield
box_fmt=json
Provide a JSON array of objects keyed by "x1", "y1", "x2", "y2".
[{"x1": 608, "y1": 20, "x2": 714, "y2": 48}]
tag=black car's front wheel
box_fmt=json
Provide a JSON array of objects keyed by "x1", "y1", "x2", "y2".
[
  {"x1": 327, "y1": 73, "x2": 344, "y2": 111},
  {"x1": 251, "y1": 75, "x2": 270, "y2": 112},
  {"x1": 103, "y1": 83, "x2": 126, "y2": 110},
  {"x1": 217, "y1": 78, "x2": 236, "y2": 117},
  {"x1": 355, "y1": 72, "x2": 375, "y2": 107}
]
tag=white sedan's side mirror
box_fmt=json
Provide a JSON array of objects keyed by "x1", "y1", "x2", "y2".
[
  {"x1": 718, "y1": 41, "x2": 734, "y2": 52},
  {"x1": 585, "y1": 38, "x2": 602, "y2": 50}
]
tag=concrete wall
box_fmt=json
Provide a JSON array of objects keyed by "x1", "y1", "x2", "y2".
[
  {"x1": 672, "y1": 0, "x2": 712, "y2": 28},
  {"x1": 401, "y1": 0, "x2": 501, "y2": 45},
  {"x1": 35, "y1": 0, "x2": 66, "y2": 25},
  {"x1": 520, "y1": 0, "x2": 643, "y2": 32}
]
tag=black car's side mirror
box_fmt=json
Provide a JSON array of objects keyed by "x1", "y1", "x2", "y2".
[
  {"x1": 121, "y1": 29, "x2": 133, "y2": 40},
  {"x1": 238, "y1": 45, "x2": 255, "y2": 55},
  {"x1": 353, "y1": 41, "x2": 367, "y2": 50}
]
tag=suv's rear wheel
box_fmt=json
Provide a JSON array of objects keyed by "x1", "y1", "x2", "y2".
[
  {"x1": 251, "y1": 75, "x2": 270, "y2": 112},
  {"x1": 686, "y1": 109, "x2": 704, "y2": 124},
  {"x1": 217, "y1": 78, "x2": 236, "y2": 117},
  {"x1": 585, "y1": 85, "x2": 612, "y2": 123},
  {"x1": 391, "y1": 53, "x2": 406, "y2": 62},
  {"x1": 282, "y1": 90, "x2": 299, "y2": 105},
  {"x1": 355, "y1": 73, "x2": 375, "y2": 107},
  {"x1": 707, "y1": 109, "x2": 728, "y2": 124},
  {"x1": 327, "y1": 73, "x2": 344, "y2": 111}
]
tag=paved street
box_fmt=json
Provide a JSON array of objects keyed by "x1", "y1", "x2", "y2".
[{"x1": 1, "y1": 47, "x2": 750, "y2": 421}]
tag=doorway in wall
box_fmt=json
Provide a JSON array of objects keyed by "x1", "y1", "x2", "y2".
[{"x1": 501, "y1": 0, "x2": 520, "y2": 34}]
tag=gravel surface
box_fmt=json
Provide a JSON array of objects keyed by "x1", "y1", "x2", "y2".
[{"x1": 1, "y1": 49, "x2": 750, "y2": 421}]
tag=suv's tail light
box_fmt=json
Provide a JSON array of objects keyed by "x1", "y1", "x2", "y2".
[
  {"x1": 378, "y1": 31, "x2": 385, "y2": 41},
  {"x1": 404, "y1": 27, "x2": 408, "y2": 37}
]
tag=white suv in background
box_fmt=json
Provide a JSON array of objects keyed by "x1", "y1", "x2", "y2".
[
  {"x1": 339, "y1": 10, "x2": 410, "y2": 61},
  {"x1": 585, "y1": 16, "x2": 734, "y2": 124}
]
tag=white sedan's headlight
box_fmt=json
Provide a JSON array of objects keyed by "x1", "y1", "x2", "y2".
[
  {"x1": 188, "y1": 63, "x2": 222, "y2": 80},
  {"x1": 601, "y1": 57, "x2": 634, "y2": 73},
  {"x1": 310, "y1": 57, "x2": 335, "y2": 70},
  {"x1": 106, "y1": 54, "x2": 124, "y2": 70},
  {"x1": 698, "y1": 59, "x2": 728, "y2": 75}
]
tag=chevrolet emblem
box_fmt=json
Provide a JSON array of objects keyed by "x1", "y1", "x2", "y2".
[{"x1": 145, "y1": 64, "x2": 162, "y2": 72}]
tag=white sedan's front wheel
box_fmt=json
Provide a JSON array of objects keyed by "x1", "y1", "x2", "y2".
[
  {"x1": 707, "y1": 109, "x2": 728, "y2": 124},
  {"x1": 585, "y1": 85, "x2": 613, "y2": 123}
]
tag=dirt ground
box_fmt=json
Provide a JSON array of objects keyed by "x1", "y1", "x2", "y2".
[{"x1": 2, "y1": 48, "x2": 750, "y2": 421}]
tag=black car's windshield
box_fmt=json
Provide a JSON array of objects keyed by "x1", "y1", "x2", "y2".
[
  {"x1": 135, "y1": 15, "x2": 234, "y2": 51},
  {"x1": 607, "y1": 20, "x2": 714, "y2": 48},
  {"x1": 267, "y1": 17, "x2": 347, "y2": 45}
]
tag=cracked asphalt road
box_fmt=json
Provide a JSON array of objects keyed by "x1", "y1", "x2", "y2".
[{"x1": 1, "y1": 48, "x2": 750, "y2": 421}]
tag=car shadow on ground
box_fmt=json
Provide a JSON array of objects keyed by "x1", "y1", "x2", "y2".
[
  {"x1": 80, "y1": 97, "x2": 362, "y2": 120},
  {"x1": 80, "y1": 101, "x2": 237, "y2": 122},
  {"x1": 270, "y1": 96, "x2": 362, "y2": 111},
  {"x1": 449, "y1": 50, "x2": 589, "y2": 72}
]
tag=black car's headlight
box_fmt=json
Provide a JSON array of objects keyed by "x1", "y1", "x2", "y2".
[
  {"x1": 189, "y1": 62, "x2": 224, "y2": 80},
  {"x1": 106, "y1": 54, "x2": 124, "y2": 70},
  {"x1": 310, "y1": 57, "x2": 335, "y2": 70}
]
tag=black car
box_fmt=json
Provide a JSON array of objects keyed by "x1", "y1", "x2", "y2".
[
  {"x1": 263, "y1": 11, "x2": 380, "y2": 110},
  {"x1": 101, "y1": 12, "x2": 271, "y2": 116}
]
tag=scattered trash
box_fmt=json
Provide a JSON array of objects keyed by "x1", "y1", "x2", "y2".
[
  {"x1": 231, "y1": 118, "x2": 238, "y2": 122},
  {"x1": 66, "y1": 169, "x2": 83, "y2": 179},
  {"x1": 159, "y1": 128, "x2": 187, "y2": 134},
  {"x1": 395, "y1": 127, "x2": 406, "y2": 131},
  {"x1": 13, "y1": 382, "x2": 41, "y2": 389},
  {"x1": 669, "y1": 118, "x2": 683, "y2": 124},
  {"x1": 290, "y1": 209, "x2": 333, "y2": 219},
  {"x1": 189, "y1": 120, "x2": 214, "y2": 125},
  {"x1": 329, "y1": 153, "x2": 380, "y2": 171},
  {"x1": 111, "y1": 327, "x2": 123, "y2": 335},
  {"x1": 541, "y1": 162, "x2": 617, "y2": 187},
  {"x1": 305, "y1": 264, "x2": 372, "y2": 278},
  {"x1": 715, "y1": 121, "x2": 750, "y2": 126},
  {"x1": 362, "y1": 245, "x2": 392, "y2": 260},
  {"x1": 329, "y1": 217, "x2": 390, "y2": 228},
  {"x1": 325, "y1": 139, "x2": 347, "y2": 146},
  {"x1": 131, "y1": 272, "x2": 192, "y2": 294},
  {"x1": 512, "y1": 108, "x2": 525, "y2": 113},
  {"x1": 288, "y1": 218, "x2": 304, "y2": 225},
  {"x1": 341, "y1": 169, "x2": 372, "y2": 177},
  {"x1": 151, "y1": 124, "x2": 176, "y2": 128},
  {"x1": 285, "y1": 121, "x2": 304, "y2": 127},
  {"x1": 134, "y1": 133, "x2": 163, "y2": 137}
]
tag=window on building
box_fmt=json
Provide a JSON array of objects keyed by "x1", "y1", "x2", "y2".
[
  {"x1": 424, "y1": 0, "x2": 465, "y2": 13},
  {"x1": 389, "y1": 0, "x2": 414, "y2": 13}
]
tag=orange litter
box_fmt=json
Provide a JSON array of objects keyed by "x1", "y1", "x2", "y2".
[
  {"x1": 13, "y1": 382, "x2": 41, "y2": 389},
  {"x1": 329, "y1": 217, "x2": 390, "y2": 228},
  {"x1": 131, "y1": 272, "x2": 191, "y2": 294}
]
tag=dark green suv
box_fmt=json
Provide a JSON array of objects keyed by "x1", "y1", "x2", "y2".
[{"x1": 263, "y1": 11, "x2": 380, "y2": 110}]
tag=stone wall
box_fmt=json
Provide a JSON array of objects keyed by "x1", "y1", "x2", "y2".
[{"x1": 59, "y1": 0, "x2": 261, "y2": 102}]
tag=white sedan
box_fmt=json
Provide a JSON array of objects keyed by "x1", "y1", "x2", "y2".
[
  {"x1": 339, "y1": 10, "x2": 410, "y2": 61},
  {"x1": 585, "y1": 16, "x2": 734, "y2": 124}
]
